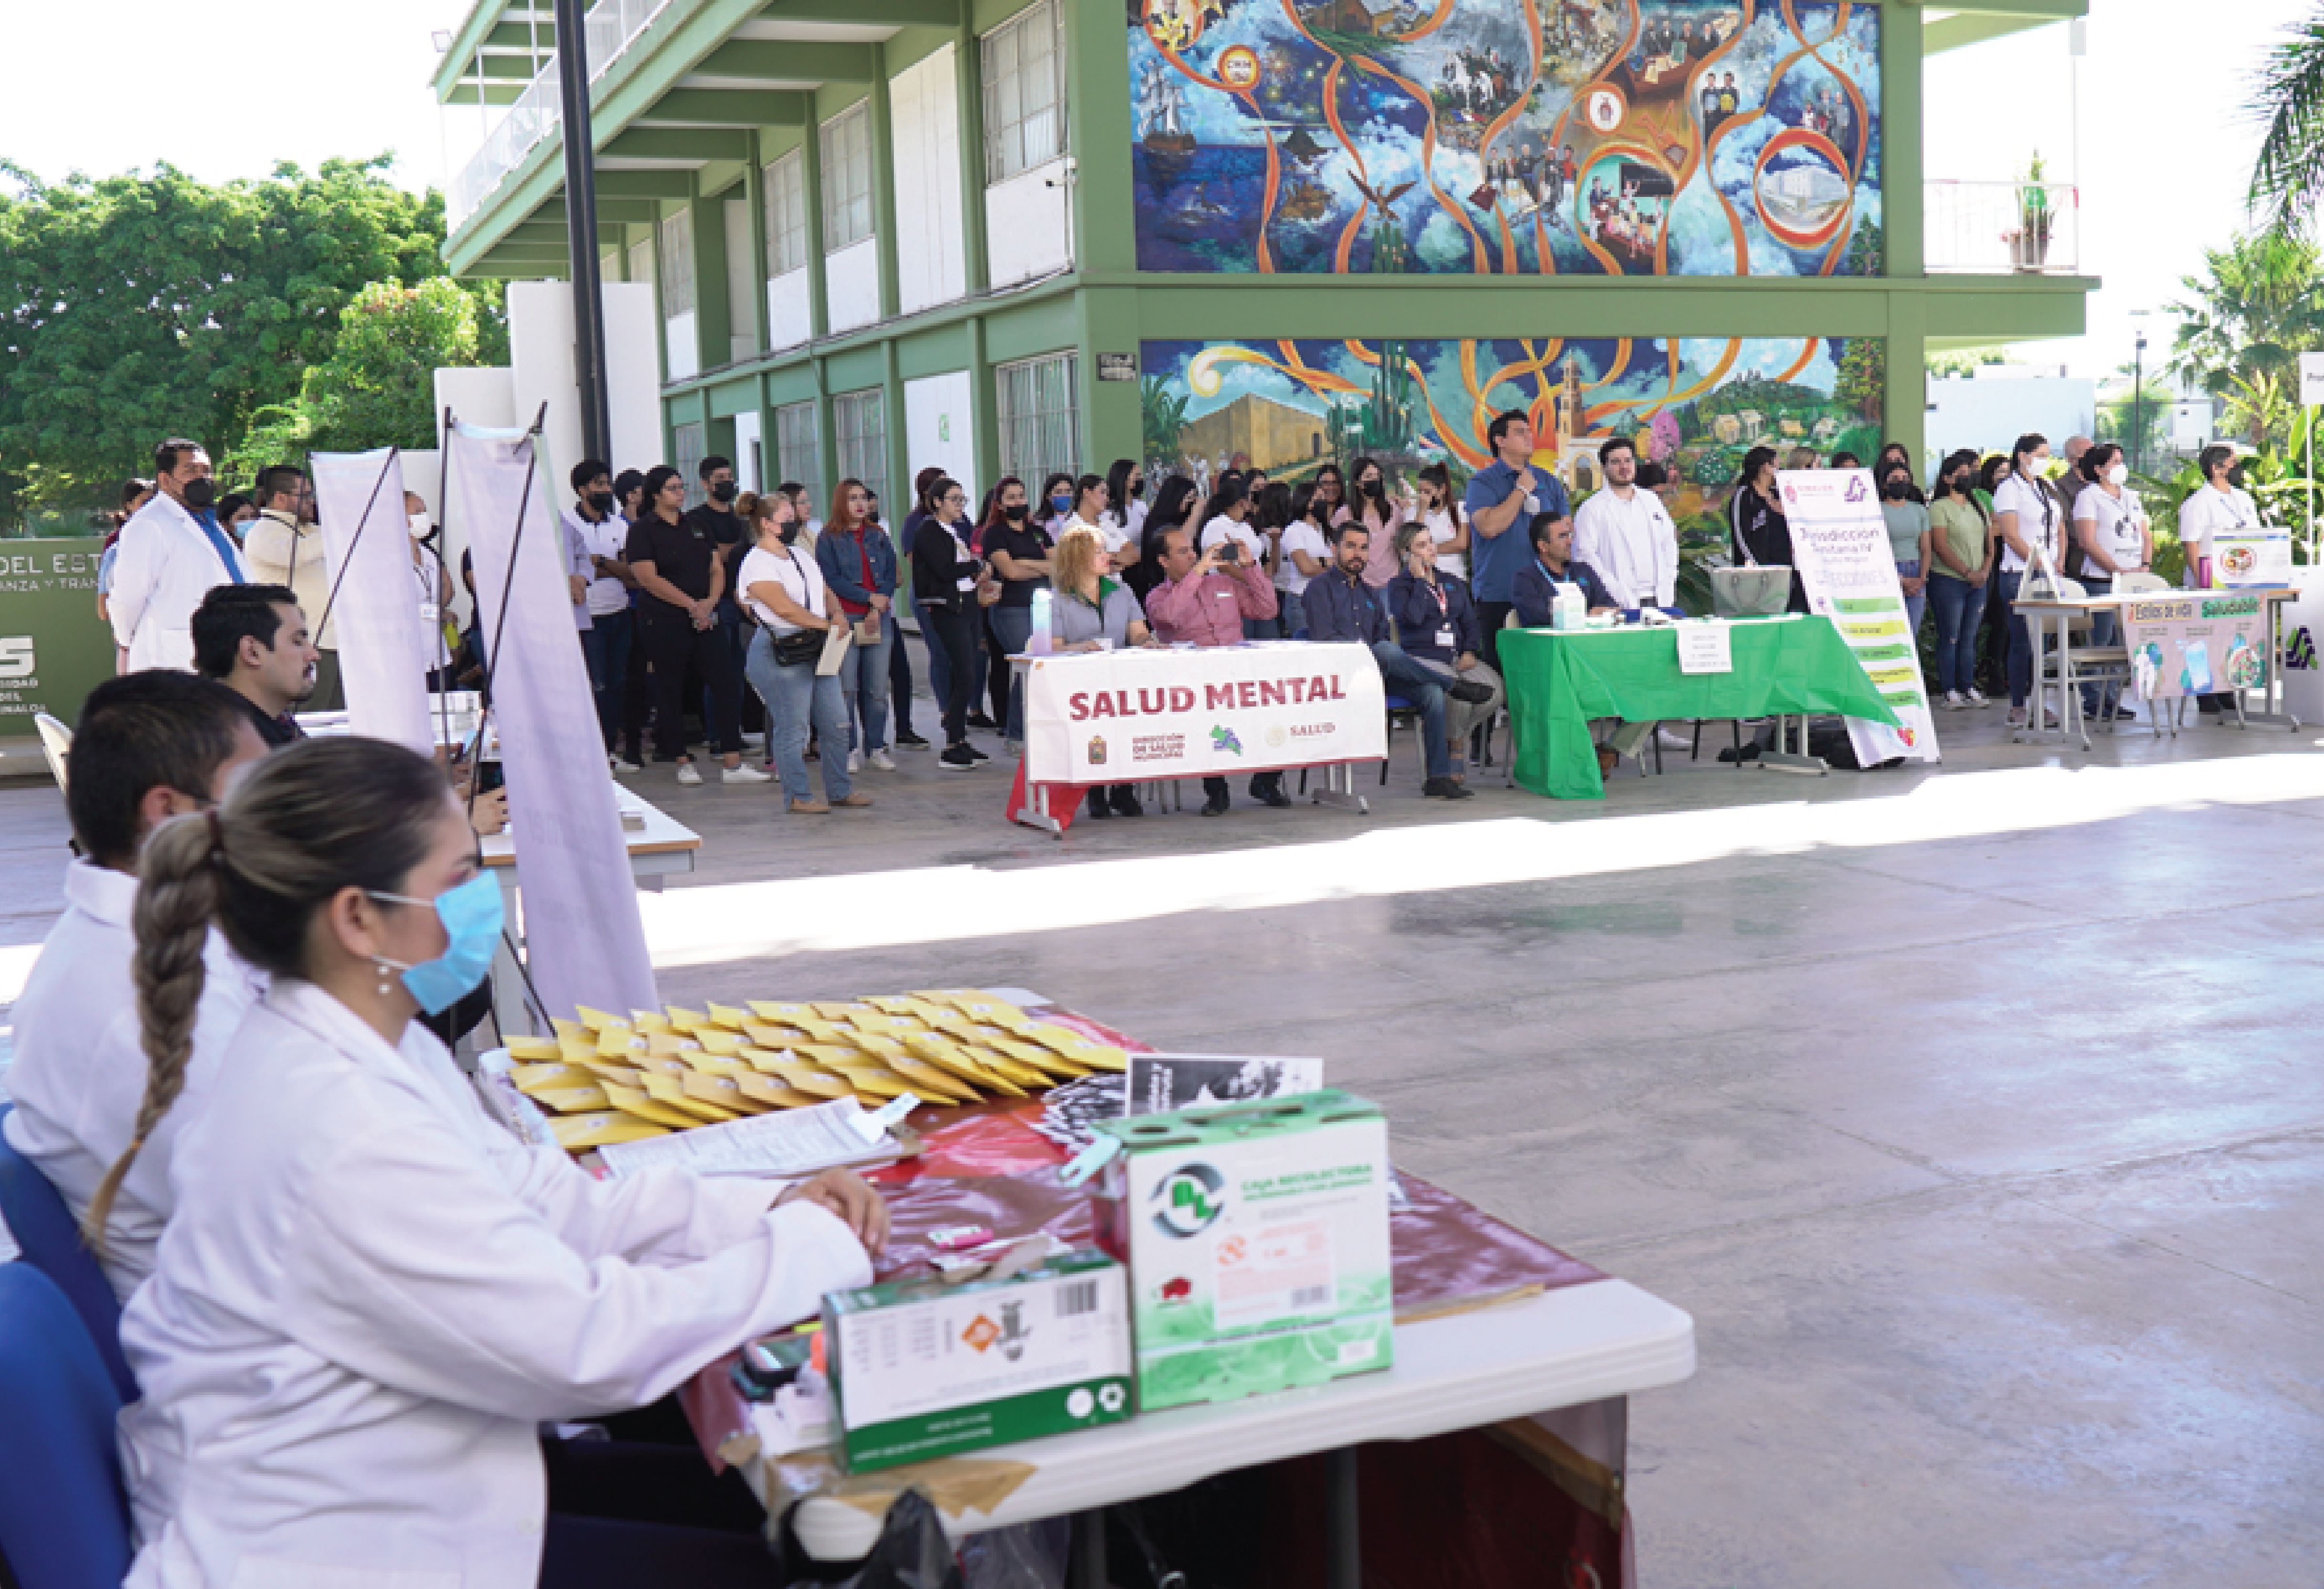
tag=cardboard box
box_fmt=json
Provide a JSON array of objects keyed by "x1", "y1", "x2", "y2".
[
  {"x1": 823, "y1": 1250, "x2": 1132, "y2": 1472},
  {"x1": 1095, "y1": 1089, "x2": 1393, "y2": 1413}
]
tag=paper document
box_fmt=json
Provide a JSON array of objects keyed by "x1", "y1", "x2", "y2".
[
  {"x1": 1126, "y1": 1053, "x2": 1326, "y2": 1114},
  {"x1": 817, "y1": 625, "x2": 854, "y2": 677},
  {"x1": 596, "y1": 1096, "x2": 906, "y2": 1179}
]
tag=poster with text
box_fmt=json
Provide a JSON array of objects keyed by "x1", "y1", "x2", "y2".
[{"x1": 1778, "y1": 468, "x2": 1939, "y2": 766}]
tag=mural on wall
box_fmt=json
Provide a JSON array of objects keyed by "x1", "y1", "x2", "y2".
[
  {"x1": 1141, "y1": 334, "x2": 1884, "y2": 518},
  {"x1": 1129, "y1": 0, "x2": 1882, "y2": 277}
]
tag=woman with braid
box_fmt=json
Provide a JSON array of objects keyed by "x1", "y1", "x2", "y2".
[{"x1": 101, "y1": 736, "x2": 889, "y2": 1589}]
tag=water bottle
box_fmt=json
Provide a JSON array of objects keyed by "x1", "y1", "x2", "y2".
[{"x1": 1028, "y1": 588, "x2": 1054, "y2": 655}]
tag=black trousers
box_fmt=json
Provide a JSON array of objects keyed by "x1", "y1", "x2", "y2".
[
  {"x1": 640, "y1": 607, "x2": 739, "y2": 761},
  {"x1": 1474, "y1": 599, "x2": 1515, "y2": 670},
  {"x1": 889, "y1": 610, "x2": 918, "y2": 737},
  {"x1": 980, "y1": 607, "x2": 1011, "y2": 721},
  {"x1": 619, "y1": 615, "x2": 652, "y2": 761},
  {"x1": 923, "y1": 605, "x2": 977, "y2": 743}
]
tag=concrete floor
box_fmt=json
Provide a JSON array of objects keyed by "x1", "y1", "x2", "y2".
[{"x1": 4, "y1": 698, "x2": 2322, "y2": 1587}]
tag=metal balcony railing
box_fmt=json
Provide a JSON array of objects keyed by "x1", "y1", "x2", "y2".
[
  {"x1": 446, "y1": 0, "x2": 670, "y2": 232},
  {"x1": 1924, "y1": 180, "x2": 2080, "y2": 276}
]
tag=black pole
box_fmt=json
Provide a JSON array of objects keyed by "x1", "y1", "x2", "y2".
[
  {"x1": 553, "y1": 0, "x2": 612, "y2": 463},
  {"x1": 2131, "y1": 334, "x2": 2146, "y2": 479}
]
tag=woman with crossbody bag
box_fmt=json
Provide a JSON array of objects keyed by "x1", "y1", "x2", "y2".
[
  {"x1": 739, "y1": 493, "x2": 870, "y2": 814},
  {"x1": 1991, "y1": 433, "x2": 2061, "y2": 727}
]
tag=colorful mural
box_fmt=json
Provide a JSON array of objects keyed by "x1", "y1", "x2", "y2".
[
  {"x1": 1140, "y1": 334, "x2": 1884, "y2": 518},
  {"x1": 1129, "y1": 0, "x2": 1882, "y2": 277}
]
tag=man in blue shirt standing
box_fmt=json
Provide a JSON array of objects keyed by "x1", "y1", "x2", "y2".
[{"x1": 1463, "y1": 409, "x2": 1570, "y2": 667}]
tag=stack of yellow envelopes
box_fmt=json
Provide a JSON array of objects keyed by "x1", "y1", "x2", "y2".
[{"x1": 501, "y1": 990, "x2": 1127, "y2": 1154}]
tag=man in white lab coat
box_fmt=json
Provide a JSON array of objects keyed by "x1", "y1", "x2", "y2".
[
  {"x1": 1572, "y1": 435, "x2": 1680, "y2": 612},
  {"x1": 108, "y1": 437, "x2": 248, "y2": 673},
  {"x1": 2, "y1": 672, "x2": 268, "y2": 1302}
]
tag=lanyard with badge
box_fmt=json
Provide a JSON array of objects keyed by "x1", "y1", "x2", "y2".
[{"x1": 1423, "y1": 578, "x2": 1455, "y2": 649}]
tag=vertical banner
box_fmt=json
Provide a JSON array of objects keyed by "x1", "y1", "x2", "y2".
[
  {"x1": 449, "y1": 422, "x2": 658, "y2": 1024},
  {"x1": 1778, "y1": 469, "x2": 1942, "y2": 768},
  {"x1": 313, "y1": 449, "x2": 433, "y2": 757}
]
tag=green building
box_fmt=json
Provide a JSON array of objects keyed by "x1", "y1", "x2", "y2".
[{"x1": 435, "y1": 0, "x2": 2092, "y2": 519}]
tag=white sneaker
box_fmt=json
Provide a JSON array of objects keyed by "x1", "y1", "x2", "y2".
[
  {"x1": 739, "y1": 731, "x2": 765, "y2": 750},
  {"x1": 1656, "y1": 727, "x2": 1694, "y2": 749},
  {"x1": 1965, "y1": 688, "x2": 1990, "y2": 708},
  {"x1": 869, "y1": 748, "x2": 897, "y2": 771},
  {"x1": 676, "y1": 762, "x2": 703, "y2": 787},
  {"x1": 2005, "y1": 707, "x2": 2027, "y2": 728},
  {"x1": 610, "y1": 754, "x2": 640, "y2": 773},
  {"x1": 1941, "y1": 691, "x2": 1965, "y2": 711},
  {"x1": 846, "y1": 748, "x2": 864, "y2": 773},
  {"x1": 722, "y1": 762, "x2": 771, "y2": 785}
]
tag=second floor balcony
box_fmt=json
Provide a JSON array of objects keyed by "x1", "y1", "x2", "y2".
[{"x1": 1925, "y1": 180, "x2": 2080, "y2": 277}]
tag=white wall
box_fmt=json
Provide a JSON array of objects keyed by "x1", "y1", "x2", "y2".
[
  {"x1": 663, "y1": 310, "x2": 699, "y2": 384},
  {"x1": 1926, "y1": 373, "x2": 2097, "y2": 474},
  {"x1": 905, "y1": 371, "x2": 977, "y2": 507},
  {"x1": 826, "y1": 236, "x2": 881, "y2": 333},
  {"x1": 733, "y1": 410, "x2": 764, "y2": 493},
  {"x1": 986, "y1": 156, "x2": 1073, "y2": 288},
  {"x1": 602, "y1": 282, "x2": 662, "y2": 469},
  {"x1": 892, "y1": 46, "x2": 967, "y2": 316},
  {"x1": 768, "y1": 271, "x2": 813, "y2": 349},
  {"x1": 723, "y1": 196, "x2": 757, "y2": 364}
]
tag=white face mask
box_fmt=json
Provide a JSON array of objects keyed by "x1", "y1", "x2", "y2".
[
  {"x1": 2105, "y1": 464, "x2": 2129, "y2": 487},
  {"x1": 408, "y1": 512, "x2": 431, "y2": 540}
]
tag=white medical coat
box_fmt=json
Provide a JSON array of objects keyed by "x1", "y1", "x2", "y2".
[
  {"x1": 1, "y1": 861, "x2": 260, "y2": 1302},
  {"x1": 119, "y1": 980, "x2": 872, "y2": 1589},
  {"x1": 109, "y1": 493, "x2": 243, "y2": 672},
  {"x1": 1573, "y1": 487, "x2": 1679, "y2": 609}
]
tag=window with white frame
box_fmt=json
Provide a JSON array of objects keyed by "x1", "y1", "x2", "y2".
[
  {"x1": 820, "y1": 105, "x2": 875, "y2": 251},
  {"x1": 764, "y1": 149, "x2": 809, "y2": 277},
  {"x1": 982, "y1": 0, "x2": 1065, "y2": 185},
  {"x1": 833, "y1": 389, "x2": 888, "y2": 509},
  {"x1": 776, "y1": 401, "x2": 822, "y2": 511},
  {"x1": 996, "y1": 353, "x2": 1078, "y2": 488},
  {"x1": 657, "y1": 214, "x2": 695, "y2": 317},
  {"x1": 671, "y1": 423, "x2": 705, "y2": 506},
  {"x1": 626, "y1": 236, "x2": 654, "y2": 290}
]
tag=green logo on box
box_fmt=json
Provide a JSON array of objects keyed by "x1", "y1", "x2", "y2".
[{"x1": 1153, "y1": 1163, "x2": 1225, "y2": 1238}]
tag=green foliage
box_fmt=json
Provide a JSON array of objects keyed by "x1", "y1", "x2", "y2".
[
  {"x1": 0, "y1": 158, "x2": 456, "y2": 521},
  {"x1": 1834, "y1": 338, "x2": 1884, "y2": 423},
  {"x1": 2099, "y1": 376, "x2": 2173, "y2": 470},
  {"x1": 1928, "y1": 346, "x2": 2014, "y2": 378},
  {"x1": 2133, "y1": 431, "x2": 2324, "y2": 583},
  {"x1": 2163, "y1": 230, "x2": 2324, "y2": 443},
  {"x1": 2247, "y1": 13, "x2": 2324, "y2": 237},
  {"x1": 1140, "y1": 375, "x2": 1189, "y2": 470}
]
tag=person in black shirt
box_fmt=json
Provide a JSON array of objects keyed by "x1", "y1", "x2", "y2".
[
  {"x1": 977, "y1": 477, "x2": 1053, "y2": 749},
  {"x1": 190, "y1": 583, "x2": 316, "y2": 749},
  {"x1": 908, "y1": 473, "x2": 994, "y2": 769},
  {"x1": 1727, "y1": 445, "x2": 1809, "y2": 613},
  {"x1": 625, "y1": 465, "x2": 767, "y2": 787},
  {"x1": 681, "y1": 454, "x2": 762, "y2": 747}
]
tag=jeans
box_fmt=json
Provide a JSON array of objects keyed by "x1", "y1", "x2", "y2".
[
  {"x1": 919, "y1": 603, "x2": 977, "y2": 742},
  {"x1": 745, "y1": 629, "x2": 854, "y2": 803},
  {"x1": 1896, "y1": 560, "x2": 1926, "y2": 655},
  {"x1": 578, "y1": 607, "x2": 633, "y2": 749},
  {"x1": 916, "y1": 600, "x2": 956, "y2": 726},
  {"x1": 889, "y1": 607, "x2": 918, "y2": 738},
  {"x1": 1926, "y1": 575, "x2": 1987, "y2": 696},
  {"x1": 1369, "y1": 639, "x2": 1451, "y2": 780},
  {"x1": 1415, "y1": 656, "x2": 1505, "y2": 756},
  {"x1": 2081, "y1": 577, "x2": 2117, "y2": 713},
  {"x1": 1243, "y1": 612, "x2": 1279, "y2": 641},
  {"x1": 835, "y1": 614, "x2": 895, "y2": 754},
  {"x1": 1994, "y1": 569, "x2": 2034, "y2": 708},
  {"x1": 991, "y1": 605, "x2": 1034, "y2": 740}
]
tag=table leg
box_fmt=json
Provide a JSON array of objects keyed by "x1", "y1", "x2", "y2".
[
  {"x1": 1759, "y1": 714, "x2": 1827, "y2": 776},
  {"x1": 2230, "y1": 595, "x2": 2303, "y2": 730},
  {"x1": 1310, "y1": 761, "x2": 1371, "y2": 815},
  {"x1": 487, "y1": 871, "x2": 531, "y2": 1037},
  {"x1": 1068, "y1": 1508, "x2": 1107, "y2": 1589},
  {"x1": 1326, "y1": 1446, "x2": 1361, "y2": 1589},
  {"x1": 1013, "y1": 777, "x2": 1066, "y2": 839}
]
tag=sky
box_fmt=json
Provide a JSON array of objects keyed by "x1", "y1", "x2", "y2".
[{"x1": 0, "y1": 0, "x2": 2311, "y2": 385}]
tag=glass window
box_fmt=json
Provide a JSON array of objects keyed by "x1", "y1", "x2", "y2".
[
  {"x1": 995, "y1": 352, "x2": 1079, "y2": 488},
  {"x1": 776, "y1": 401, "x2": 823, "y2": 515},
  {"x1": 819, "y1": 104, "x2": 875, "y2": 252},
  {"x1": 982, "y1": 0, "x2": 1066, "y2": 185},
  {"x1": 833, "y1": 389, "x2": 888, "y2": 512},
  {"x1": 671, "y1": 422, "x2": 704, "y2": 507},
  {"x1": 764, "y1": 149, "x2": 809, "y2": 277},
  {"x1": 657, "y1": 214, "x2": 695, "y2": 317}
]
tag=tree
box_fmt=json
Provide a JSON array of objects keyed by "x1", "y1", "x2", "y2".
[
  {"x1": 1928, "y1": 346, "x2": 2015, "y2": 379},
  {"x1": 2162, "y1": 231, "x2": 2324, "y2": 444},
  {"x1": 1834, "y1": 337, "x2": 1884, "y2": 423},
  {"x1": 0, "y1": 157, "x2": 448, "y2": 512},
  {"x1": 2098, "y1": 373, "x2": 2172, "y2": 469},
  {"x1": 2247, "y1": 10, "x2": 2324, "y2": 236}
]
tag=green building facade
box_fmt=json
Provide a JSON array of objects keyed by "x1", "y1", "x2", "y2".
[{"x1": 437, "y1": 0, "x2": 2091, "y2": 519}]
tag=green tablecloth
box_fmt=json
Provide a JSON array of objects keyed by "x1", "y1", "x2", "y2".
[{"x1": 1502, "y1": 616, "x2": 1901, "y2": 800}]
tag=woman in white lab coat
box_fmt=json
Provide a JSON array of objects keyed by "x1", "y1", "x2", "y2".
[{"x1": 94, "y1": 736, "x2": 888, "y2": 1589}]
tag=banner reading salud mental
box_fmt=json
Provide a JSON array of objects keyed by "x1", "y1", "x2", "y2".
[{"x1": 1778, "y1": 468, "x2": 1942, "y2": 768}]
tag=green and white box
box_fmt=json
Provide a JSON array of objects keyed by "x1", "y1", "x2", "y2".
[
  {"x1": 1095, "y1": 1089, "x2": 1394, "y2": 1413},
  {"x1": 823, "y1": 1249, "x2": 1133, "y2": 1472}
]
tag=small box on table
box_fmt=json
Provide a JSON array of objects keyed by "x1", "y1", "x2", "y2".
[{"x1": 1094, "y1": 1089, "x2": 1393, "y2": 1413}]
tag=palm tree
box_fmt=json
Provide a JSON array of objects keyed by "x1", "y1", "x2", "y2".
[
  {"x1": 2162, "y1": 231, "x2": 2324, "y2": 444},
  {"x1": 2249, "y1": 11, "x2": 2324, "y2": 235}
]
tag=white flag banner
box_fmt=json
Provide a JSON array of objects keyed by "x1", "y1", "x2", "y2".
[
  {"x1": 449, "y1": 421, "x2": 658, "y2": 1023},
  {"x1": 1778, "y1": 469, "x2": 1942, "y2": 768},
  {"x1": 312, "y1": 449, "x2": 432, "y2": 757}
]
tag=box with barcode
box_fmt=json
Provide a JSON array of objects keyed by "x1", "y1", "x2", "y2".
[
  {"x1": 822, "y1": 1249, "x2": 1132, "y2": 1472},
  {"x1": 1094, "y1": 1089, "x2": 1393, "y2": 1413}
]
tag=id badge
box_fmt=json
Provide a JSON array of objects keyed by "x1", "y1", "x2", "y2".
[
  {"x1": 1435, "y1": 625, "x2": 1457, "y2": 649},
  {"x1": 956, "y1": 574, "x2": 977, "y2": 592},
  {"x1": 1525, "y1": 493, "x2": 1540, "y2": 514}
]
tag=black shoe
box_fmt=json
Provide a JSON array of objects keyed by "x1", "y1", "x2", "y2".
[
  {"x1": 1109, "y1": 787, "x2": 1144, "y2": 818},
  {"x1": 1249, "y1": 778, "x2": 1291, "y2": 809},
  {"x1": 896, "y1": 732, "x2": 931, "y2": 750},
  {"x1": 940, "y1": 744, "x2": 977, "y2": 769},
  {"x1": 1717, "y1": 742, "x2": 1761, "y2": 764},
  {"x1": 1422, "y1": 776, "x2": 1474, "y2": 800},
  {"x1": 1201, "y1": 791, "x2": 1230, "y2": 817},
  {"x1": 1447, "y1": 678, "x2": 1495, "y2": 705},
  {"x1": 966, "y1": 711, "x2": 998, "y2": 730},
  {"x1": 1085, "y1": 790, "x2": 1112, "y2": 820},
  {"x1": 964, "y1": 742, "x2": 992, "y2": 762}
]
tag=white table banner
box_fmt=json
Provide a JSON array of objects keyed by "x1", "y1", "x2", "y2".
[
  {"x1": 312, "y1": 449, "x2": 432, "y2": 758},
  {"x1": 1023, "y1": 643, "x2": 1387, "y2": 785},
  {"x1": 450, "y1": 421, "x2": 658, "y2": 1024},
  {"x1": 1778, "y1": 469, "x2": 1942, "y2": 768}
]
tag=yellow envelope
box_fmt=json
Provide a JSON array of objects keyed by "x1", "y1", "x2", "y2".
[
  {"x1": 799, "y1": 1044, "x2": 877, "y2": 1071},
  {"x1": 737, "y1": 1045, "x2": 801, "y2": 1074},
  {"x1": 887, "y1": 1057, "x2": 974, "y2": 1104},
  {"x1": 598, "y1": 1082, "x2": 704, "y2": 1129},
  {"x1": 742, "y1": 1022, "x2": 804, "y2": 1049},
  {"x1": 694, "y1": 1030, "x2": 745, "y2": 1056},
  {"x1": 736, "y1": 1073, "x2": 823, "y2": 1110},
  {"x1": 575, "y1": 1006, "x2": 632, "y2": 1032},
  {"x1": 863, "y1": 995, "x2": 921, "y2": 1015},
  {"x1": 785, "y1": 1068, "x2": 857, "y2": 1100},
  {"x1": 664, "y1": 1006, "x2": 709, "y2": 1031},
  {"x1": 596, "y1": 1029, "x2": 650, "y2": 1059},
  {"x1": 646, "y1": 1031, "x2": 704, "y2": 1058},
  {"x1": 810, "y1": 1002, "x2": 870, "y2": 1020},
  {"x1": 549, "y1": 1111, "x2": 671, "y2": 1150},
  {"x1": 569, "y1": 1055, "x2": 647, "y2": 1084},
  {"x1": 528, "y1": 1082, "x2": 613, "y2": 1115},
  {"x1": 846, "y1": 1032, "x2": 908, "y2": 1059},
  {"x1": 549, "y1": 1018, "x2": 590, "y2": 1044},
  {"x1": 503, "y1": 1035, "x2": 563, "y2": 1062},
  {"x1": 511, "y1": 1061, "x2": 592, "y2": 1092},
  {"x1": 705, "y1": 1002, "x2": 752, "y2": 1030},
  {"x1": 747, "y1": 1000, "x2": 818, "y2": 1024},
  {"x1": 684, "y1": 1072, "x2": 769, "y2": 1115},
  {"x1": 639, "y1": 1071, "x2": 741, "y2": 1123},
  {"x1": 630, "y1": 1013, "x2": 672, "y2": 1034}
]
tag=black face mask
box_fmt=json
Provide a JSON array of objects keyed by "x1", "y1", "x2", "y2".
[
  {"x1": 2228, "y1": 465, "x2": 2247, "y2": 489},
  {"x1": 709, "y1": 481, "x2": 737, "y2": 504},
  {"x1": 778, "y1": 522, "x2": 801, "y2": 545},
  {"x1": 588, "y1": 491, "x2": 614, "y2": 514},
  {"x1": 1126, "y1": 479, "x2": 1145, "y2": 501},
  {"x1": 181, "y1": 478, "x2": 218, "y2": 511},
  {"x1": 1360, "y1": 478, "x2": 1385, "y2": 499},
  {"x1": 1003, "y1": 503, "x2": 1028, "y2": 523},
  {"x1": 1881, "y1": 479, "x2": 1909, "y2": 500}
]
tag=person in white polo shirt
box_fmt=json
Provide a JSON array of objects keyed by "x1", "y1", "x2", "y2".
[
  {"x1": 1990, "y1": 432, "x2": 2063, "y2": 727},
  {"x1": 1573, "y1": 435, "x2": 1679, "y2": 612},
  {"x1": 2177, "y1": 443, "x2": 2259, "y2": 593}
]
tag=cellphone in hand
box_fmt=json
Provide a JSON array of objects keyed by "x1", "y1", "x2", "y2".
[{"x1": 1214, "y1": 541, "x2": 1239, "y2": 564}]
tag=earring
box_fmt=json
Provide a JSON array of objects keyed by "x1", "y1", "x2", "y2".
[{"x1": 374, "y1": 958, "x2": 395, "y2": 998}]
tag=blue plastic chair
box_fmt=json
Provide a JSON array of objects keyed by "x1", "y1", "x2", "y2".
[
  {"x1": 0, "y1": 1262, "x2": 135, "y2": 1589},
  {"x1": 0, "y1": 1105, "x2": 138, "y2": 1402}
]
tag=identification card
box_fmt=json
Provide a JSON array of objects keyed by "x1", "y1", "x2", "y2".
[
  {"x1": 1434, "y1": 626, "x2": 1457, "y2": 649},
  {"x1": 956, "y1": 574, "x2": 977, "y2": 592}
]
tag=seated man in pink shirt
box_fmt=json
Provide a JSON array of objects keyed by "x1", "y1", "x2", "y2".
[{"x1": 1144, "y1": 526, "x2": 1286, "y2": 816}]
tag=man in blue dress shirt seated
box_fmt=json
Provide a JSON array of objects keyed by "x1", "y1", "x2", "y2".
[
  {"x1": 1301, "y1": 522, "x2": 1487, "y2": 800},
  {"x1": 1513, "y1": 512, "x2": 1620, "y2": 628}
]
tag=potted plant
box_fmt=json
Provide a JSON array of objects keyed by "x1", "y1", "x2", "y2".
[{"x1": 2006, "y1": 151, "x2": 2055, "y2": 271}]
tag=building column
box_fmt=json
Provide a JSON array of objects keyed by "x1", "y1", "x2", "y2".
[
  {"x1": 1063, "y1": 0, "x2": 1136, "y2": 275},
  {"x1": 1078, "y1": 287, "x2": 1141, "y2": 472},
  {"x1": 1882, "y1": 3, "x2": 1923, "y2": 280},
  {"x1": 955, "y1": 20, "x2": 991, "y2": 295},
  {"x1": 803, "y1": 112, "x2": 830, "y2": 340},
  {"x1": 882, "y1": 338, "x2": 909, "y2": 515},
  {"x1": 740, "y1": 131, "x2": 772, "y2": 356},
  {"x1": 871, "y1": 47, "x2": 902, "y2": 323},
  {"x1": 967, "y1": 314, "x2": 999, "y2": 498},
  {"x1": 812, "y1": 355, "x2": 839, "y2": 515},
  {"x1": 1885, "y1": 292, "x2": 1928, "y2": 475},
  {"x1": 688, "y1": 181, "x2": 732, "y2": 376}
]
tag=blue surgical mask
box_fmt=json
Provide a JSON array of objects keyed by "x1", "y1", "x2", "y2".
[
  {"x1": 369, "y1": 872, "x2": 504, "y2": 1015},
  {"x1": 1050, "y1": 493, "x2": 1072, "y2": 514}
]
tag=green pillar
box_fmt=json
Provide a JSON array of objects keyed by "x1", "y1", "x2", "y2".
[
  {"x1": 813, "y1": 355, "x2": 839, "y2": 516},
  {"x1": 955, "y1": 20, "x2": 991, "y2": 295},
  {"x1": 740, "y1": 132, "x2": 772, "y2": 356},
  {"x1": 803, "y1": 110, "x2": 830, "y2": 340},
  {"x1": 688, "y1": 181, "x2": 731, "y2": 375},
  {"x1": 882, "y1": 337, "x2": 909, "y2": 516},
  {"x1": 871, "y1": 48, "x2": 902, "y2": 323},
  {"x1": 1078, "y1": 286, "x2": 1141, "y2": 471},
  {"x1": 967, "y1": 313, "x2": 999, "y2": 497},
  {"x1": 1064, "y1": 0, "x2": 1136, "y2": 275},
  {"x1": 1882, "y1": 2, "x2": 1923, "y2": 281},
  {"x1": 1885, "y1": 293, "x2": 1928, "y2": 476}
]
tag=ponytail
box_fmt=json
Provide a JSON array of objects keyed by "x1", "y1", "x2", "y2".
[{"x1": 83, "y1": 813, "x2": 223, "y2": 1251}]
